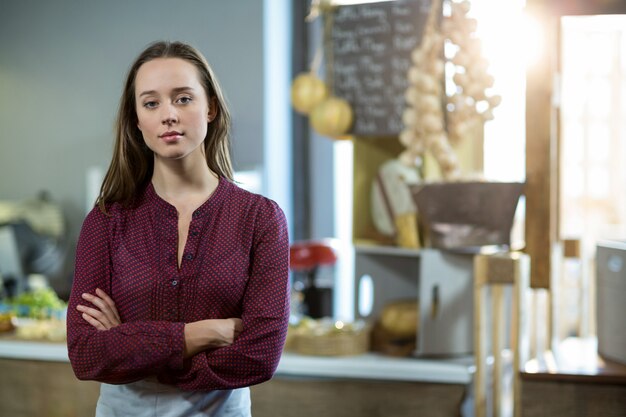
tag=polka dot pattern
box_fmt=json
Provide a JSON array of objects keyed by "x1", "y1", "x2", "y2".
[{"x1": 67, "y1": 177, "x2": 290, "y2": 391}]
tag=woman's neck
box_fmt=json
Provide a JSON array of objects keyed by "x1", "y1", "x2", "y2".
[{"x1": 151, "y1": 155, "x2": 218, "y2": 203}]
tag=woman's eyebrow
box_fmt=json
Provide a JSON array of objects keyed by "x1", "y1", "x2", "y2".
[{"x1": 138, "y1": 86, "x2": 195, "y2": 97}]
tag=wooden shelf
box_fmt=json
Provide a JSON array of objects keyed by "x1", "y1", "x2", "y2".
[
  {"x1": 522, "y1": 337, "x2": 626, "y2": 384},
  {"x1": 354, "y1": 244, "x2": 421, "y2": 258},
  {"x1": 520, "y1": 337, "x2": 626, "y2": 417}
]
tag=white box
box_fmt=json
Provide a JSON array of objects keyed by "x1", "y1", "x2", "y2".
[
  {"x1": 596, "y1": 240, "x2": 626, "y2": 365},
  {"x1": 353, "y1": 247, "x2": 474, "y2": 356}
]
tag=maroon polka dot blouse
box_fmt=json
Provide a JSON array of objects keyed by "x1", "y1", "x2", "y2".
[{"x1": 66, "y1": 176, "x2": 290, "y2": 391}]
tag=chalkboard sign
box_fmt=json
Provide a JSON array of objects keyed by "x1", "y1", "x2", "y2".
[{"x1": 331, "y1": 0, "x2": 431, "y2": 137}]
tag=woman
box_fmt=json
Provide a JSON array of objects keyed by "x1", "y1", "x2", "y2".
[{"x1": 66, "y1": 41, "x2": 290, "y2": 417}]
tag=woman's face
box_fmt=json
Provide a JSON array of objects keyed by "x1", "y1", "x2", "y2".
[{"x1": 134, "y1": 57, "x2": 215, "y2": 162}]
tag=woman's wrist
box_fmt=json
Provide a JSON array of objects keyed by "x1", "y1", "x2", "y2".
[
  {"x1": 183, "y1": 319, "x2": 242, "y2": 358},
  {"x1": 183, "y1": 321, "x2": 207, "y2": 358}
]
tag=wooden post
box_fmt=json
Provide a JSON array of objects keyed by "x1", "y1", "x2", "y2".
[
  {"x1": 492, "y1": 285, "x2": 504, "y2": 417},
  {"x1": 474, "y1": 252, "x2": 531, "y2": 417},
  {"x1": 474, "y1": 256, "x2": 488, "y2": 417},
  {"x1": 524, "y1": 0, "x2": 559, "y2": 290},
  {"x1": 513, "y1": 254, "x2": 531, "y2": 417}
]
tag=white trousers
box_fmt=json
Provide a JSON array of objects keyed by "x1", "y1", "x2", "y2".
[{"x1": 95, "y1": 378, "x2": 251, "y2": 417}]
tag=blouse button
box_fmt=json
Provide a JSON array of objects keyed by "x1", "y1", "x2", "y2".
[
  {"x1": 191, "y1": 231, "x2": 199, "y2": 237},
  {"x1": 172, "y1": 280, "x2": 178, "y2": 286},
  {"x1": 185, "y1": 253, "x2": 194, "y2": 261}
]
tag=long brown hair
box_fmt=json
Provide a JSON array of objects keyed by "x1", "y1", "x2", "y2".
[{"x1": 97, "y1": 40, "x2": 233, "y2": 213}]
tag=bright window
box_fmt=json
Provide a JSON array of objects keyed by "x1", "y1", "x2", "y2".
[{"x1": 559, "y1": 15, "x2": 626, "y2": 338}]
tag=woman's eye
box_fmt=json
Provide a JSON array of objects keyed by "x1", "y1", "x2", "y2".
[
  {"x1": 177, "y1": 96, "x2": 193, "y2": 105},
  {"x1": 143, "y1": 101, "x2": 158, "y2": 109}
]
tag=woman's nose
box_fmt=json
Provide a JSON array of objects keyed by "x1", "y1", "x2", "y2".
[{"x1": 161, "y1": 104, "x2": 178, "y2": 125}]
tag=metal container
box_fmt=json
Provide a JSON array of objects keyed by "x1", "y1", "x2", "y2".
[{"x1": 411, "y1": 181, "x2": 524, "y2": 250}]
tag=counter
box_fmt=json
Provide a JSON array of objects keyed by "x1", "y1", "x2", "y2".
[
  {"x1": 0, "y1": 338, "x2": 473, "y2": 417},
  {"x1": 277, "y1": 352, "x2": 472, "y2": 384},
  {"x1": 0, "y1": 338, "x2": 472, "y2": 384},
  {"x1": 0, "y1": 337, "x2": 100, "y2": 417},
  {"x1": 0, "y1": 338, "x2": 67, "y2": 361}
]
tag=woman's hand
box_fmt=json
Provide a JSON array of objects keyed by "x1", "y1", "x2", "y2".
[
  {"x1": 184, "y1": 318, "x2": 243, "y2": 358},
  {"x1": 76, "y1": 288, "x2": 121, "y2": 331}
]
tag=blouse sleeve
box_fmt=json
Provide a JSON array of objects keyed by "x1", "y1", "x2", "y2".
[
  {"x1": 66, "y1": 207, "x2": 186, "y2": 384},
  {"x1": 158, "y1": 199, "x2": 290, "y2": 391}
]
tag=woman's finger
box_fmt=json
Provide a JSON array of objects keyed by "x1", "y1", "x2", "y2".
[
  {"x1": 95, "y1": 288, "x2": 121, "y2": 324},
  {"x1": 77, "y1": 305, "x2": 112, "y2": 330},
  {"x1": 81, "y1": 312, "x2": 107, "y2": 331},
  {"x1": 77, "y1": 304, "x2": 111, "y2": 326},
  {"x1": 81, "y1": 293, "x2": 115, "y2": 326},
  {"x1": 81, "y1": 292, "x2": 120, "y2": 327}
]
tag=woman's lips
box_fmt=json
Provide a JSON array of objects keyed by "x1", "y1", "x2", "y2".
[{"x1": 160, "y1": 131, "x2": 183, "y2": 143}]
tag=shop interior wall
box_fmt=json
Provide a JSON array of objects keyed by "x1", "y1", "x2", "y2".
[{"x1": 0, "y1": 0, "x2": 265, "y2": 296}]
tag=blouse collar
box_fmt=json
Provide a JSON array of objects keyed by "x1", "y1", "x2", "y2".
[{"x1": 143, "y1": 176, "x2": 230, "y2": 218}]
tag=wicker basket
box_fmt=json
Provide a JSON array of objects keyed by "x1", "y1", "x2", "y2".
[{"x1": 292, "y1": 323, "x2": 370, "y2": 356}]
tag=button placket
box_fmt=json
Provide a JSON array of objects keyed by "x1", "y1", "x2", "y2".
[
  {"x1": 185, "y1": 212, "x2": 202, "y2": 266},
  {"x1": 158, "y1": 201, "x2": 190, "y2": 322}
]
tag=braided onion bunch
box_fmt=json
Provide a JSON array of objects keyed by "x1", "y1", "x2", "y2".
[
  {"x1": 442, "y1": 0, "x2": 500, "y2": 144},
  {"x1": 399, "y1": 0, "x2": 499, "y2": 180},
  {"x1": 399, "y1": 0, "x2": 460, "y2": 179}
]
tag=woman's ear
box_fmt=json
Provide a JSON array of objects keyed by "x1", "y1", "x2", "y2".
[{"x1": 208, "y1": 97, "x2": 218, "y2": 122}]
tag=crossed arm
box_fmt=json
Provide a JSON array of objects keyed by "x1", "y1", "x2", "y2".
[{"x1": 77, "y1": 289, "x2": 243, "y2": 357}]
